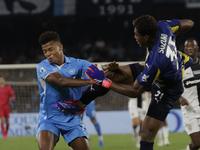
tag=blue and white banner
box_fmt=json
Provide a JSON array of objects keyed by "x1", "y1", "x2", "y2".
[
  {"x1": 83, "y1": 109, "x2": 185, "y2": 134},
  {"x1": 1, "y1": 113, "x2": 39, "y2": 137},
  {"x1": 0, "y1": 109, "x2": 185, "y2": 137}
]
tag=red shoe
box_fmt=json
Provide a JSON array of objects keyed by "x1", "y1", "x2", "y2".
[{"x1": 3, "y1": 133, "x2": 8, "y2": 140}]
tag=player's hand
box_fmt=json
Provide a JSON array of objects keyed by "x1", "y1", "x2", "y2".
[
  {"x1": 107, "y1": 61, "x2": 119, "y2": 71},
  {"x1": 179, "y1": 96, "x2": 189, "y2": 106},
  {"x1": 102, "y1": 61, "x2": 119, "y2": 73},
  {"x1": 85, "y1": 64, "x2": 112, "y2": 88},
  {"x1": 9, "y1": 99, "x2": 15, "y2": 108},
  {"x1": 55, "y1": 99, "x2": 86, "y2": 114}
]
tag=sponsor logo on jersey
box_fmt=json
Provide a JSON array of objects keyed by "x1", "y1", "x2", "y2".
[
  {"x1": 68, "y1": 69, "x2": 76, "y2": 75},
  {"x1": 142, "y1": 74, "x2": 149, "y2": 82},
  {"x1": 40, "y1": 67, "x2": 46, "y2": 73},
  {"x1": 193, "y1": 70, "x2": 200, "y2": 75},
  {"x1": 184, "y1": 76, "x2": 200, "y2": 88}
]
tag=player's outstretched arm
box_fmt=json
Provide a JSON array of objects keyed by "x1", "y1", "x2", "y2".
[
  {"x1": 46, "y1": 72, "x2": 94, "y2": 87},
  {"x1": 176, "y1": 19, "x2": 194, "y2": 35},
  {"x1": 109, "y1": 79, "x2": 147, "y2": 98},
  {"x1": 86, "y1": 64, "x2": 148, "y2": 98}
]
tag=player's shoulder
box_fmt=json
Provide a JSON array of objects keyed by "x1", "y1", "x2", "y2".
[
  {"x1": 37, "y1": 59, "x2": 50, "y2": 68},
  {"x1": 67, "y1": 56, "x2": 89, "y2": 63}
]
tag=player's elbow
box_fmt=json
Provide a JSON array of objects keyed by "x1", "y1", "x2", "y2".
[
  {"x1": 185, "y1": 19, "x2": 194, "y2": 29},
  {"x1": 57, "y1": 78, "x2": 67, "y2": 87},
  {"x1": 178, "y1": 19, "x2": 194, "y2": 34}
]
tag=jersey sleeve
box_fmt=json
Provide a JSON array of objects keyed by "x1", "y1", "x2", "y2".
[
  {"x1": 9, "y1": 85, "x2": 15, "y2": 100},
  {"x1": 129, "y1": 62, "x2": 145, "y2": 81},
  {"x1": 160, "y1": 19, "x2": 181, "y2": 34},
  {"x1": 137, "y1": 63, "x2": 160, "y2": 87},
  {"x1": 77, "y1": 59, "x2": 92, "y2": 75},
  {"x1": 36, "y1": 63, "x2": 56, "y2": 80}
]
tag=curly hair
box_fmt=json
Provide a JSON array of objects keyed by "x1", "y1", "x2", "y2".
[
  {"x1": 133, "y1": 15, "x2": 158, "y2": 39},
  {"x1": 38, "y1": 31, "x2": 61, "y2": 45}
]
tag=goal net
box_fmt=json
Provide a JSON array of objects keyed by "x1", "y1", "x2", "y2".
[{"x1": 0, "y1": 62, "x2": 137, "y2": 113}]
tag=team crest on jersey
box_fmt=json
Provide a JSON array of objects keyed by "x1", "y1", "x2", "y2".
[
  {"x1": 142, "y1": 74, "x2": 149, "y2": 82},
  {"x1": 187, "y1": 124, "x2": 192, "y2": 131},
  {"x1": 40, "y1": 67, "x2": 46, "y2": 73},
  {"x1": 68, "y1": 69, "x2": 76, "y2": 75}
]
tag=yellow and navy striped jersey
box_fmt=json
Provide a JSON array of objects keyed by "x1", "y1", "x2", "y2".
[{"x1": 137, "y1": 19, "x2": 193, "y2": 88}]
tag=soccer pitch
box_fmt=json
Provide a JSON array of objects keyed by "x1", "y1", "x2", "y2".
[{"x1": 0, "y1": 132, "x2": 190, "y2": 150}]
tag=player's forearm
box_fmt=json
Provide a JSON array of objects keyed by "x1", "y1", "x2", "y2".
[
  {"x1": 109, "y1": 82, "x2": 142, "y2": 98},
  {"x1": 58, "y1": 77, "x2": 94, "y2": 87}
]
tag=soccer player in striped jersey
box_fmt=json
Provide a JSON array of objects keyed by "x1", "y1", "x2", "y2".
[
  {"x1": 85, "y1": 15, "x2": 194, "y2": 150},
  {"x1": 179, "y1": 38, "x2": 200, "y2": 150}
]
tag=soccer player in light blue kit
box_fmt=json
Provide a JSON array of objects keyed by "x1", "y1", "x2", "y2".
[
  {"x1": 86, "y1": 15, "x2": 194, "y2": 150},
  {"x1": 81, "y1": 74, "x2": 104, "y2": 147},
  {"x1": 36, "y1": 31, "x2": 94, "y2": 150}
]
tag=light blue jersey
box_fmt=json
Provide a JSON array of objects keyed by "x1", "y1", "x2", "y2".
[{"x1": 36, "y1": 56, "x2": 91, "y2": 143}]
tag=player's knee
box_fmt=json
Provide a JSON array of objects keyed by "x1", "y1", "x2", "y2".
[{"x1": 140, "y1": 127, "x2": 157, "y2": 142}]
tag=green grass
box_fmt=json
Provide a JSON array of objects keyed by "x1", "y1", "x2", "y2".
[{"x1": 0, "y1": 132, "x2": 190, "y2": 150}]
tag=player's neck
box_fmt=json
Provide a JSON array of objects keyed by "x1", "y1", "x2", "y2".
[
  {"x1": 147, "y1": 35, "x2": 158, "y2": 50},
  {"x1": 55, "y1": 54, "x2": 65, "y2": 66},
  {"x1": 193, "y1": 57, "x2": 198, "y2": 64}
]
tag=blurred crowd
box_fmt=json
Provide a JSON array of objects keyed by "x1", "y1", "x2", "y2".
[{"x1": 0, "y1": 3, "x2": 200, "y2": 64}]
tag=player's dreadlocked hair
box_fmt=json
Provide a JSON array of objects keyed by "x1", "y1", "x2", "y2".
[
  {"x1": 133, "y1": 15, "x2": 158, "y2": 39},
  {"x1": 39, "y1": 31, "x2": 61, "y2": 45}
]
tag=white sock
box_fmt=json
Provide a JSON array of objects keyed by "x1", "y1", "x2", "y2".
[
  {"x1": 98, "y1": 136, "x2": 103, "y2": 141},
  {"x1": 163, "y1": 126, "x2": 169, "y2": 142},
  {"x1": 157, "y1": 129, "x2": 163, "y2": 142}
]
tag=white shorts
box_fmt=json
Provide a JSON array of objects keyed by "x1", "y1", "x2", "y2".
[
  {"x1": 182, "y1": 106, "x2": 200, "y2": 135},
  {"x1": 128, "y1": 98, "x2": 146, "y2": 121}
]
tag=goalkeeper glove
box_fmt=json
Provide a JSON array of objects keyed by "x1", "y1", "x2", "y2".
[{"x1": 85, "y1": 64, "x2": 112, "y2": 88}]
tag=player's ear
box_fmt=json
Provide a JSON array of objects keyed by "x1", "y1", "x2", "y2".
[
  {"x1": 59, "y1": 43, "x2": 63, "y2": 51},
  {"x1": 144, "y1": 35, "x2": 149, "y2": 42}
]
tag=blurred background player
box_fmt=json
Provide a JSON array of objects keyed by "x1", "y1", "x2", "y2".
[
  {"x1": 179, "y1": 37, "x2": 200, "y2": 150},
  {"x1": 157, "y1": 120, "x2": 170, "y2": 146},
  {"x1": 0, "y1": 76, "x2": 15, "y2": 139},
  {"x1": 128, "y1": 91, "x2": 150, "y2": 148},
  {"x1": 81, "y1": 74, "x2": 104, "y2": 148}
]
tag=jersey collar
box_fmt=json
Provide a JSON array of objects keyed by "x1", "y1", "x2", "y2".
[{"x1": 64, "y1": 55, "x2": 70, "y2": 64}]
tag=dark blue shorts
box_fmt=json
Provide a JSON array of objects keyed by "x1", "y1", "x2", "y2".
[{"x1": 147, "y1": 81, "x2": 183, "y2": 121}]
